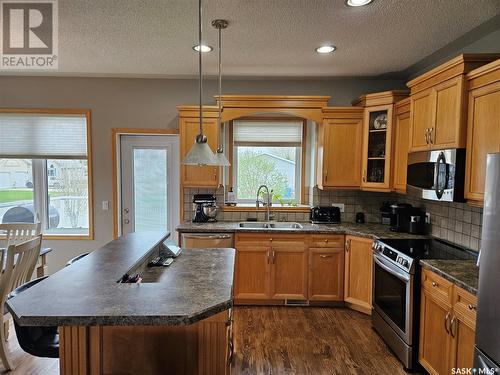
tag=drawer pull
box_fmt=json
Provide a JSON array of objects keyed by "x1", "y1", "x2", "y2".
[
  {"x1": 432, "y1": 281, "x2": 438, "y2": 287},
  {"x1": 468, "y1": 304, "x2": 476, "y2": 310},
  {"x1": 324, "y1": 239, "x2": 328, "y2": 243},
  {"x1": 320, "y1": 255, "x2": 333, "y2": 258},
  {"x1": 270, "y1": 238, "x2": 273, "y2": 242}
]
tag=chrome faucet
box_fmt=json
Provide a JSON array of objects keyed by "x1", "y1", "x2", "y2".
[{"x1": 256, "y1": 185, "x2": 272, "y2": 221}]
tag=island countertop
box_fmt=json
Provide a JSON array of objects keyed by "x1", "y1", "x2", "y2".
[{"x1": 7, "y1": 231, "x2": 235, "y2": 327}]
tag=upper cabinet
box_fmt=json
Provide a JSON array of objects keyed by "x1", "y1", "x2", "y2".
[
  {"x1": 353, "y1": 91, "x2": 409, "y2": 192},
  {"x1": 392, "y1": 98, "x2": 411, "y2": 194},
  {"x1": 178, "y1": 105, "x2": 220, "y2": 187},
  {"x1": 407, "y1": 54, "x2": 500, "y2": 153},
  {"x1": 464, "y1": 59, "x2": 500, "y2": 206},
  {"x1": 317, "y1": 107, "x2": 364, "y2": 189}
]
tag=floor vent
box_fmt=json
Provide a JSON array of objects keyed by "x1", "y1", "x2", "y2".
[{"x1": 285, "y1": 299, "x2": 309, "y2": 306}]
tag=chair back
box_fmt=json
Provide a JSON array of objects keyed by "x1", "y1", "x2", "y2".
[
  {"x1": 0, "y1": 235, "x2": 42, "y2": 305},
  {"x1": 0, "y1": 222, "x2": 42, "y2": 247}
]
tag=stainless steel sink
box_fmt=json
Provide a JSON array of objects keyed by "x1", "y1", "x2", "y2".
[{"x1": 238, "y1": 222, "x2": 303, "y2": 229}]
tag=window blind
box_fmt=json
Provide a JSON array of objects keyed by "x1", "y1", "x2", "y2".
[
  {"x1": 233, "y1": 120, "x2": 302, "y2": 146},
  {"x1": 0, "y1": 113, "x2": 88, "y2": 159}
]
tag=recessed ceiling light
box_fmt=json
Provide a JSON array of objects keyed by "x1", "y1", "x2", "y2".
[
  {"x1": 193, "y1": 44, "x2": 213, "y2": 53},
  {"x1": 346, "y1": 0, "x2": 374, "y2": 6},
  {"x1": 315, "y1": 45, "x2": 336, "y2": 54}
]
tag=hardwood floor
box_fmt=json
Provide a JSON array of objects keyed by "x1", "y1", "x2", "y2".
[
  {"x1": 232, "y1": 306, "x2": 409, "y2": 375},
  {"x1": 2, "y1": 307, "x2": 409, "y2": 374}
]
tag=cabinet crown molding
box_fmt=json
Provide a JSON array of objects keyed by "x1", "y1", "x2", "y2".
[
  {"x1": 322, "y1": 106, "x2": 364, "y2": 119},
  {"x1": 407, "y1": 54, "x2": 500, "y2": 94},
  {"x1": 352, "y1": 90, "x2": 409, "y2": 107}
]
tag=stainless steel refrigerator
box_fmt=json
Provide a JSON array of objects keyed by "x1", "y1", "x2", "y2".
[{"x1": 475, "y1": 153, "x2": 500, "y2": 373}]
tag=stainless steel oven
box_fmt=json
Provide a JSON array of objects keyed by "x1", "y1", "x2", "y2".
[
  {"x1": 372, "y1": 240, "x2": 418, "y2": 370},
  {"x1": 406, "y1": 148, "x2": 465, "y2": 202},
  {"x1": 373, "y1": 253, "x2": 414, "y2": 344}
]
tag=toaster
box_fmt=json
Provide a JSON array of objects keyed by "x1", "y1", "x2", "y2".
[{"x1": 310, "y1": 206, "x2": 341, "y2": 224}]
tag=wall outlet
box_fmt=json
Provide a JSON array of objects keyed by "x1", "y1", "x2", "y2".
[
  {"x1": 102, "y1": 201, "x2": 109, "y2": 211},
  {"x1": 425, "y1": 212, "x2": 430, "y2": 224},
  {"x1": 331, "y1": 203, "x2": 345, "y2": 213}
]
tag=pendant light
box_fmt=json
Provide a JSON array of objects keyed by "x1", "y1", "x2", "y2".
[
  {"x1": 212, "y1": 19, "x2": 231, "y2": 167},
  {"x1": 182, "y1": 0, "x2": 216, "y2": 166}
]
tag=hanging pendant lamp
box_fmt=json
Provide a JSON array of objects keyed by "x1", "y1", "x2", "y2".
[
  {"x1": 211, "y1": 19, "x2": 231, "y2": 167},
  {"x1": 182, "y1": 0, "x2": 216, "y2": 166}
]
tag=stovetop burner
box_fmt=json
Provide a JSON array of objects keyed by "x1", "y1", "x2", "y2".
[{"x1": 377, "y1": 238, "x2": 477, "y2": 261}]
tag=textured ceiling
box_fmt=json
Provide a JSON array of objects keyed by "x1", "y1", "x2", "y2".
[{"x1": 5, "y1": 0, "x2": 500, "y2": 77}]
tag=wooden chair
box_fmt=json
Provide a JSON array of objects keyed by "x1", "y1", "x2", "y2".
[
  {"x1": 0, "y1": 223, "x2": 42, "y2": 342},
  {"x1": 0, "y1": 235, "x2": 42, "y2": 371}
]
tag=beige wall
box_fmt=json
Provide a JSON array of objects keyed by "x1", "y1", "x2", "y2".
[{"x1": 0, "y1": 75, "x2": 405, "y2": 273}]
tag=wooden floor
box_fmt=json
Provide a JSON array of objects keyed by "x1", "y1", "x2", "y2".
[
  {"x1": 2, "y1": 307, "x2": 409, "y2": 374},
  {"x1": 232, "y1": 306, "x2": 409, "y2": 375}
]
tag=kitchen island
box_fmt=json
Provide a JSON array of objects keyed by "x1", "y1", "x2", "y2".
[{"x1": 7, "y1": 231, "x2": 235, "y2": 375}]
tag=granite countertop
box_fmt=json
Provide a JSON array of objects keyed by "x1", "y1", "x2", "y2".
[
  {"x1": 7, "y1": 231, "x2": 235, "y2": 327},
  {"x1": 176, "y1": 221, "x2": 429, "y2": 240},
  {"x1": 420, "y1": 259, "x2": 479, "y2": 295}
]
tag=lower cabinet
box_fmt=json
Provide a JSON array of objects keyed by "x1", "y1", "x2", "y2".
[
  {"x1": 419, "y1": 269, "x2": 477, "y2": 375},
  {"x1": 234, "y1": 233, "x2": 346, "y2": 304},
  {"x1": 308, "y1": 247, "x2": 344, "y2": 301},
  {"x1": 344, "y1": 235, "x2": 373, "y2": 314}
]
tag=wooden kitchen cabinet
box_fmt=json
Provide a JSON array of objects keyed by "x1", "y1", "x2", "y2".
[
  {"x1": 317, "y1": 107, "x2": 364, "y2": 189},
  {"x1": 234, "y1": 233, "x2": 308, "y2": 303},
  {"x1": 233, "y1": 239, "x2": 271, "y2": 300},
  {"x1": 308, "y1": 247, "x2": 344, "y2": 301},
  {"x1": 270, "y1": 243, "x2": 308, "y2": 300},
  {"x1": 178, "y1": 105, "x2": 220, "y2": 187},
  {"x1": 344, "y1": 235, "x2": 373, "y2": 314},
  {"x1": 392, "y1": 97, "x2": 411, "y2": 193},
  {"x1": 464, "y1": 59, "x2": 500, "y2": 206},
  {"x1": 353, "y1": 91, "x2": 409, "y2": 192},
  {"x1": 407, "y1": 54, "x2": 500, "y2": 153},
  {"x1": 419, "y1": 269, "x2": 477, "y2": 375}
]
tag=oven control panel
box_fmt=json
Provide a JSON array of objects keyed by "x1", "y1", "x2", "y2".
[{"x1": 373, "y1": 240, "x2": 414, "y2": 272}]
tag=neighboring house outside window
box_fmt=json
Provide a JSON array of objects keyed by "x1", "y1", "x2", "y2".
[{"x1": 0, "y1": 110, "x2": 93, "y2": 239}]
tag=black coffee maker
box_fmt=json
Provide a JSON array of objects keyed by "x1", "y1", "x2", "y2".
[
  {"x1": 390, "y1": 203, "x2": 426, "y2": 234},
  {"x1": 192, "y1": 194, "x2": 218, "y2": 223}
]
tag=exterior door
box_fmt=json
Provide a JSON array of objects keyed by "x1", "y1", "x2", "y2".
[{"x1": 120, "y1": 135, "x2": 180, "y2": 236}]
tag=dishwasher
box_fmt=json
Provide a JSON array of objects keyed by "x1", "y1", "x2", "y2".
[{"x1": 180, "y1": 233, "x2": 234, "y2": 249}]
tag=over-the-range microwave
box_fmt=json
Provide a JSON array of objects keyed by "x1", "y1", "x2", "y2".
[{"x1": 406, "y1": 149, "x2": 466, "y2": 202}]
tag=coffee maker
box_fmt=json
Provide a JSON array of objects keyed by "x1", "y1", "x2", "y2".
[
  {"x1": 192, "y1": 194, "x2": 218, "y2": 223},
  {"x1": 390, "y1": 203, "x2": 426, "y2": 234}
]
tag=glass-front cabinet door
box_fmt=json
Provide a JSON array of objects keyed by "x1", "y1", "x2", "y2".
[{"x1": 361, "y1": 105, "x2": 393, "y2": 191}]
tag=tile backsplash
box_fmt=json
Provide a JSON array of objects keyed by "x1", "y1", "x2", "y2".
[{"x1": 183, "y1": 186, "x2": 483, "y2": 252}]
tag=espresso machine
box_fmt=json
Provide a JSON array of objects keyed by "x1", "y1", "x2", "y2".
[{"x1": 192, "y1": 194, "x2": 219, "y2": 223}]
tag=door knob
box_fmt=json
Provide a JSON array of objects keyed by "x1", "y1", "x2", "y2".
[
  {"x1": 124, "y1": 208, "x2": 130, "y2": 214},
  {"x1": 124, "y1": 219, "x2": 130, "y2": 224}
]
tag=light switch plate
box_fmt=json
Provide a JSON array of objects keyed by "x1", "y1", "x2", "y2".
[
  {"x1": 425, "y1": 212, "x2": 430, "y2": 224},
  {"x1": 331, "y1": 203, "x2": 345, "y2": 213},
  {"x1": 102, "y1": 201, "x2": 109, "y2": 211}
]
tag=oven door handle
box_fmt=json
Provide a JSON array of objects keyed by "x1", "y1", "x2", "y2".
[{"x1": 374, "y1": 255, "x2": 410, "y2": 282}]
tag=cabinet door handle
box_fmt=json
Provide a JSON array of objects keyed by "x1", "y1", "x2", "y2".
[
  {"x1": 324, "y1": 170, "x2": 328, "y2": 181},
  {"x1": 468, "y1": 304, "x2": 476, "y2": 310},
  {"x1": 345, "y1": 239, "x2": 350, "y2": 252},
  {"x1": 320, "y1": 255, "x2": 333, "y2": 258},
  {"x1": 272, "y1": 250, "x2": 275, "y2": 264},
  {"x1": 324, "y1": 239, "x2": 329, "y2": 243},
  {"x1": 444, "y1": 312, "x2": 451, "y2": 334},
  {"x1": 267, "y1": 250, "x2": 270, "y2": 264},
  {"x1": 432, "y1": 281, "x2": 438, "y2": 287},
  {"x1": 425, "y1": 129, "x2": 428, "y2": 144},
  {"x1": 362, "y1": 170, "x2": 367, "y2": 183},
  {"x1": 429, "y1": 128, "x2": 434, "y2": 145},
  {"x1": 450, "y1": 316, "x2": 456, "y2": 338}
]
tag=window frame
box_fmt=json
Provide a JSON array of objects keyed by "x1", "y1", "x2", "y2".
[
  {"x1": 228, "y1": 117, "x2": 307, "y2": 205},
  {"x1": 0, "y1": 108, "x2": 94, "y2": 240}
]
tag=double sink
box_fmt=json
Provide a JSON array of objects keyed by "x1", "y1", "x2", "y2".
[{"x1": 238, "y1": 222, "x2": 303, "y2": 229}]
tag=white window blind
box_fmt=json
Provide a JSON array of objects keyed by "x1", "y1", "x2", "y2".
[
  {"x1": 233, "y1": 120, "x2": 302, "y2": 146},
  {"x1": 0, "y1": 113, "x2": 88, "y2": 159}
]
